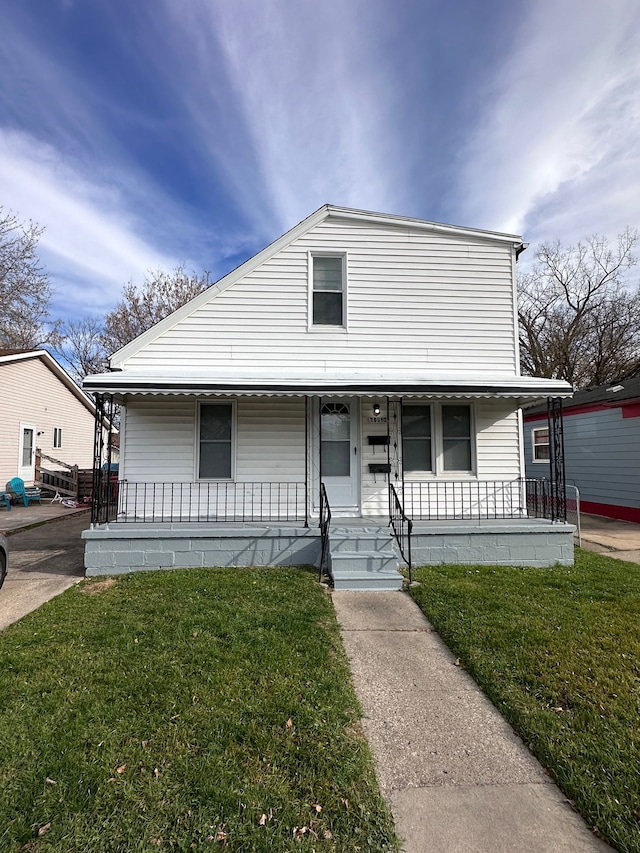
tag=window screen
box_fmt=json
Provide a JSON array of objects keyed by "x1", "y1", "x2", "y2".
[
  {"x1": 313, "y1": 256, "x2": 343, "y2": 325},
  {"x1": 402, "y1": 405, "x2": 432, "y2": 471},
  {"x1": 442, "y1": 405, "x2": 472, "y2": 471},
  {"x1": 199, "y1": 404, "x2": 232, "y2": 479}
]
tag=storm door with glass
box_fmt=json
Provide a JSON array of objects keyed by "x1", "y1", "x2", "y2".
[
  {"x1": 319, "y1": 399, "x2": 359, "y2": 512},
  {"x1": 18, "y1": 423, "x2": 36, "y2": 482}
]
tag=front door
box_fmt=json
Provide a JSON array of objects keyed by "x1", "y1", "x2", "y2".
[
  {"x1": 18, "y1": 423, "x2": 36, "y2": 483},
  {"x1": 319, "y1": 399, "x2": 360, "y2": 513}
]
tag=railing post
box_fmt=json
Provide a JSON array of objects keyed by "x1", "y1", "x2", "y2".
[
  {"x1": 547, "y1": 397, "x2": 567, "y2": 521},
  {"x1": 91, "y1": 394, "x2": 105, "y2": 524}
]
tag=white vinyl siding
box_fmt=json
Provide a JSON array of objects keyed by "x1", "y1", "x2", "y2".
[
  {"x1": 122, "y1": 397, "x2": 306, "y2": 484},
  {"x1": 122, "y1": 218, "x2": 517, "y2": 375},
  {"x1": 122, "y1": 398, "x2": 196, "y2": 481}
]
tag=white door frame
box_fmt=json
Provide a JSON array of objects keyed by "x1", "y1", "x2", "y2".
[
  {"x1": 313, "y1": 397, "x2": 361, "y2": 516},
  {"x1": 18, "y1": 422, "x2": 37, "y2": 483}
]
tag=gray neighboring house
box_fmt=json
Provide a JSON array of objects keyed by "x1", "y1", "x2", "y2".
[{"x1": 524, "y1": 377, "x2": 640, "y2": 524}]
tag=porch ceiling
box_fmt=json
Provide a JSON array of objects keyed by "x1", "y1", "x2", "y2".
[{"x1": 83, "y1": 370, "x2": 572, "y2": 405}]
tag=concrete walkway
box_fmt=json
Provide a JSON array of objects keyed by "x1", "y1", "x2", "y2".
[
  {"x1": 333, "y1": 591, "x2": 614, "y2": 853},
  {"x1": 0, "y1": 513, "x2": 88, "y2": 630},
  {"x1": 579, "y1": 513, "x2": 640, "y2": 564}
]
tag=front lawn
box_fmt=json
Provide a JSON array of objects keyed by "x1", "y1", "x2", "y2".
[
  {"x1": 409, "y1": 549, "x2": 640, "y2": 853},
  {"x1": 0, "y1": 568, "x2": 398, "y2": 852}
]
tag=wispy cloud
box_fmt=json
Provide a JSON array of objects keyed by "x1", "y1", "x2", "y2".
[
  {"x1": 0, "y1": 128, "x2": 178, "y2": 315},
  {"x1": 158, "y1": 0, "x2": 408, "y2": 231},
  {"x1": 457, "y1": 0, "x2": 640, "y2": 243}
]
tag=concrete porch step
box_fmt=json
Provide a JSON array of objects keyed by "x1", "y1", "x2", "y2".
[
  {"x1": 330, "y1": 535, "x2": 397, "y2": 554},
  {"x1": 332, "y1": 571, "x2": 404, "y2": 591},
  {"x1": 328, "y1": 522, "x2": 405, "y2": 590},
  {"x1": 331, "y1": 551, "x2": 399, "y2": 573}
]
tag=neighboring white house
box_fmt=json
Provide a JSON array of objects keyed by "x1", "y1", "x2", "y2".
[
  {"x1": 0, "y1": 349, "x2": 98, "y2": 489},
  {"x1": 83, "y1": 205, "x2": 573, "y2": 586}
]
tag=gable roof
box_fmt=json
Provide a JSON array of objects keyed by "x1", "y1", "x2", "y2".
[
  {"x1": 109, "y1": 204, "x2": 526, "y2": 369},
  {"x1": 0, "y1": 349, "x2": 98, "y2": 417}
]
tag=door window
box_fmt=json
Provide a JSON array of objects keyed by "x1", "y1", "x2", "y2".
[
  {"x1": 22, "y1": 428, "x2": 34, "y2": 467},
  {"x1": 321, "y1": 402, "x2": 351, "y2": 476}
]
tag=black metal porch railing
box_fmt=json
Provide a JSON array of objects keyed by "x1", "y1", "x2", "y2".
[
  {"x1": 319, "y1": 483, "x2": 331, "y2": 582},
  {"x1": 389, "y1": 483, "x2": 412, "y2": 583},
  {"x1": 110, "y1": 481, "x2": 307, "y2": 524},
  {"x1": 402, "y1": 478, "x2": 567, "y2": 522}
]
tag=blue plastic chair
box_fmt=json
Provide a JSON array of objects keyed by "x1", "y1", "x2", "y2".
[
  {"x1": 0, "y1": 492, "x2": 10, "y2": 511},
  {"x1": 7, "y1": 477, "x2": 42, "y2": 507}
]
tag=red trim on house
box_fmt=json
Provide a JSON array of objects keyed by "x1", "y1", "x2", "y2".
[
  {"x1": 524, "y1": 397, "x2": 640, "y2": 422},
  {"x1": 580, "y1": 500, "x2": 640, "y2": 524}
]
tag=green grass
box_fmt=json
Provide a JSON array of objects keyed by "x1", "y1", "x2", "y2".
[
  {"x1": 409, "y1": 549, "x2": 640, "y2": 853},
  {"x1": 0, "y1": 568, "x2": 398, "y2": 852}
]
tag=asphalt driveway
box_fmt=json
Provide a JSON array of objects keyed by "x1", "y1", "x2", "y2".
[{"x1": 0, "y1": 514, "x2": 88, "y2": 630}]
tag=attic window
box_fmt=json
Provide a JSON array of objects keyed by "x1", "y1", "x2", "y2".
[{"x1": 311, "y1": 255, "x2": 345, "y2": 327}]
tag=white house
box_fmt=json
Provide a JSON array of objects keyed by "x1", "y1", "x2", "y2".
[
  {"x1": 83, "y1": 206, "x2": 573, "y2": 588},
  {"x1": 0, "y1": 349, "x2": 98, "y2": 491}
]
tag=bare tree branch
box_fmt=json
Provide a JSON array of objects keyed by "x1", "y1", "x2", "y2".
[
  {"x1": 0, "y1": 207, "x2": 60, "y2": 349},
  {"x1": 519, "y1": 229, "x2": 639, "y2": 388},
  {"x1": 103, "y1": 265, "x2": 212, "y2": 353}
]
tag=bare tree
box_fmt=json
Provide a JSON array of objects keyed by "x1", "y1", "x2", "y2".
[
  {"x1": 518, "y1": 228, "x2": 640, "y2": 388},
  {"x1": 103, "y1": 266, "x2": 212, "y2": 352},
  {"x1": 57, "y1": 316, "x2": 109, "y2": 383},
  {"x1": 0, "y1": 208, "x2": 60, "y2": 349}
]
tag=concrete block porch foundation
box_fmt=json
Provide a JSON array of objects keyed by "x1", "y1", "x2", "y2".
[{"x1": 82, "y1": 518, "x2": 574, "y2": 576}]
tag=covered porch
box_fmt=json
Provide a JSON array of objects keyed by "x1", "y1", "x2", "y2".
[{"x1": 82, "y1": 370, "x2": 574, "y2": 585}]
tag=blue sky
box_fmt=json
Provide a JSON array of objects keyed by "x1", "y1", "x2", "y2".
[{"x1": 1, "y1": 0, "x2": 639, "y2": 323}]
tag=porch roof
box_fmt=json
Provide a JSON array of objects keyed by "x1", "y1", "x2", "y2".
[{"x1": 84, "y1": 370, "x2": 572, "y2": 405}]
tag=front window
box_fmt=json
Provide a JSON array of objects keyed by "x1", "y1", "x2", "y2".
[
  {"x1": 402, "y1": 405, "x2": 433, "y2": 471},
  {"x1": 402, "y1": 403, "x2": 473, "y2": 474},
  {"x1": 312, "y1": 256, "x2": 344, "y2": 326},
  {"x1": 532, "y1": 426, "x2": 550, "y2": 462},
  {"x1": 199, "y1": 403, "x2": 233, "y2": 479},
  {"x1": 442, "y1": 405, "x2": 472, "y2": 471}
]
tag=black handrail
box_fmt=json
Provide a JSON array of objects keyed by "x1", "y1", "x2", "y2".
[
  {"x1": 389, "y1": 483, "x2": 412, "y2": 584},
  {"x1": 319, "y1": 483, "x2": 331, "y2": 582}
]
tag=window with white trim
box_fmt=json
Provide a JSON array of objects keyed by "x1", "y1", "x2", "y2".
[
  {"x1": 198, "y1": 402, "x2": 233, "y2": 479},
  {"x1": 311, "y1": 255, "x2": 345, "y2": 326},
  {"x1": 401, "y1": 405, "x2": 433, "y2": 471},
  {"x1": 402, "y1": 403, "x2": 474, "y2": 474},
  {"x1": 531, "y1": 426, "x2": 550, "y2": 462},
  {"x1": 53, "y1": 427, "x2": 63, "y2": 449},
  {"x1": 442, "y1": 405, "x2": 472, "y2": 471}
]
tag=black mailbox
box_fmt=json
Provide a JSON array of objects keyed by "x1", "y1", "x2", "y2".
[{"x1": 368, "y1": 463, "x2": 391, "y2": 474}]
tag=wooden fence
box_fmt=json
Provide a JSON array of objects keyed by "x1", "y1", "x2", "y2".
[{"x1": 34, "y1": 450, "x2": 92, "y2": 501}]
